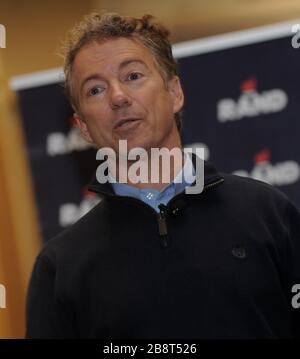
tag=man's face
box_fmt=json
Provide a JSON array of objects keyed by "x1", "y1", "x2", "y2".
[{"x1": 72, "y1": 37, "x2": 184, "y2": 154}]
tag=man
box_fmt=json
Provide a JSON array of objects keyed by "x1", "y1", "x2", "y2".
[{"x1": 26, "y1": 12, "x2": 300, "y2": 339}]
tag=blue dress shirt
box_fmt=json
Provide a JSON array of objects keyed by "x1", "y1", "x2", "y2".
[{"x1": 111, "y1": 153, "x2": 195, "y2": 212}]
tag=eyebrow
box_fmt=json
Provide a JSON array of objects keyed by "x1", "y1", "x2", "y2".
[{"x1": 80, "y1": 59, "x2": 148, "y2": 94}]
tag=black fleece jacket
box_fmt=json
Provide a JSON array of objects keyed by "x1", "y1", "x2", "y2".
[{"x1": 26, "y1": 161, "x2": 300, "y2": 339}]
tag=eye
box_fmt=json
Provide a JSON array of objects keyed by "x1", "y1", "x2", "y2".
[
  {"x1": 127, "y1": 72, "x2": 142, "y2": 81},
  {"x1": 88, "y1": 86, "x2": 103, "y2": 97}
]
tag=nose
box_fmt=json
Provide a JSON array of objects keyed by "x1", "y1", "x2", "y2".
[{"x1": 109, "y1": 82, "x2": 132, "y2": 109}]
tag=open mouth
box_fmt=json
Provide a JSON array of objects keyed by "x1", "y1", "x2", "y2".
[{"x1": 115, "y1": 118, "x2": 140, "y2": 129}]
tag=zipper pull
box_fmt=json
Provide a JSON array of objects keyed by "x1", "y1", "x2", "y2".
[{"x1": 158, "y1": 204, "x2": 169, "y2": 248}]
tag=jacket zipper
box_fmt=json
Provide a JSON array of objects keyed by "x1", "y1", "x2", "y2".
[
  {"x1": 156, "y1": 177, "x2": 225, "y2": 248},
  {"x1": 158, "y1": 204, "x2": 169, "y2": 248},
  {"x1": 90, "y1": 177, "x2": 224, "y2": 248}
]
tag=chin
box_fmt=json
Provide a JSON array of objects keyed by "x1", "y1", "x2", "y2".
[
  {"x1": 124, "y1": 136, "x2": 152, "y2": 151},
  {"x1": 126, "y1": 142, "x2": 149, "y2": 155}
]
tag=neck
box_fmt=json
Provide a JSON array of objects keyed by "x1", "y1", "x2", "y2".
[{"x1": 113, "y1": 128, "x2": 183, "y2": 191}]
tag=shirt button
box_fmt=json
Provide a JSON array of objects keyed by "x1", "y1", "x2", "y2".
[
  {"x1": 232, "y1": 246, "x2": 247, "y2": 259},
  {"x1": 146, "y1": 192, "x2": 154, "y2": 200}
]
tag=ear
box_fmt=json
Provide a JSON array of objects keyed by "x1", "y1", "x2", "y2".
[
  {"x1": 73, "y1": 113, "x2": 94, "y2": 144},
  {"x1": 168, "y1": 76, "x2": 184, "y2": 114}
]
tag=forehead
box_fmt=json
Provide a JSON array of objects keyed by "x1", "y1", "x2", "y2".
[{"x1": 73, "y1": 37, "x2": 157, "y2": 75}]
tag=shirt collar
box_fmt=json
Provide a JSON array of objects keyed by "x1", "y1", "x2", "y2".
[{"x1": 111, "y1": 151, "x2": 195, "y2": 198}]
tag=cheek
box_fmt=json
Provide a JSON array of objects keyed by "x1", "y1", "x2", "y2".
[
  {"x1": 82, "y1": 103, "x2": 111, "y2": 128},
  {"x1": 154, "y1": 92, "x2": 175, "y2": 120},
  {"x1": 82, "y1": 110, "x2": 112, "y2": 142},
  {"x1": 82, "y1": 101, "x2": 102, "y2": 118},
  {"x1": 138, "y1": 85, "x2": 173, "y2": 117}
]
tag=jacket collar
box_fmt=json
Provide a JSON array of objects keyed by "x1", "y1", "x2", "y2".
[{"x1": 88, "y1": 153, "x2": 224, "y2": 197}]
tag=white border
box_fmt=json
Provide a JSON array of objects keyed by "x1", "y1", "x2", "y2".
[
  {"x1": 9, "y1": 67, "x2": 65, "y2": 91},
  {"x1": 9, "y1": 19, "x2": 300, "y2": 91},
  {"x1": 173, "y1": 19, "x2": 299, "y2": 58}
]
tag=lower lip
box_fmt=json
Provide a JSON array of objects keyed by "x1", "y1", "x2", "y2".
[{"x1": 115, "y1": 119, "x2": 142, "y2": 135}]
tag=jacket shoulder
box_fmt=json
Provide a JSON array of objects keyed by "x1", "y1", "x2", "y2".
[
  {"x1": 217, "y1": 173, "x2": 298, "y2": 217},
  {"x1": 38, "y1": 198, "x2": 110, "y2": 265}
]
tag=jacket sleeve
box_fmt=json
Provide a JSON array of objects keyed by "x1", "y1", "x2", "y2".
[
  {"x1": 287, "y1": 201, "x2": 300, "y2": 338},
  {"x1": 25, "y1": 254, "x2": 77, "y2": 338}
]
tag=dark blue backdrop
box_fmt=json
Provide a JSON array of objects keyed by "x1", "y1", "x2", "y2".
[{"x1": 14, "y1": 31, "x2": 300, "y2": 241}]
